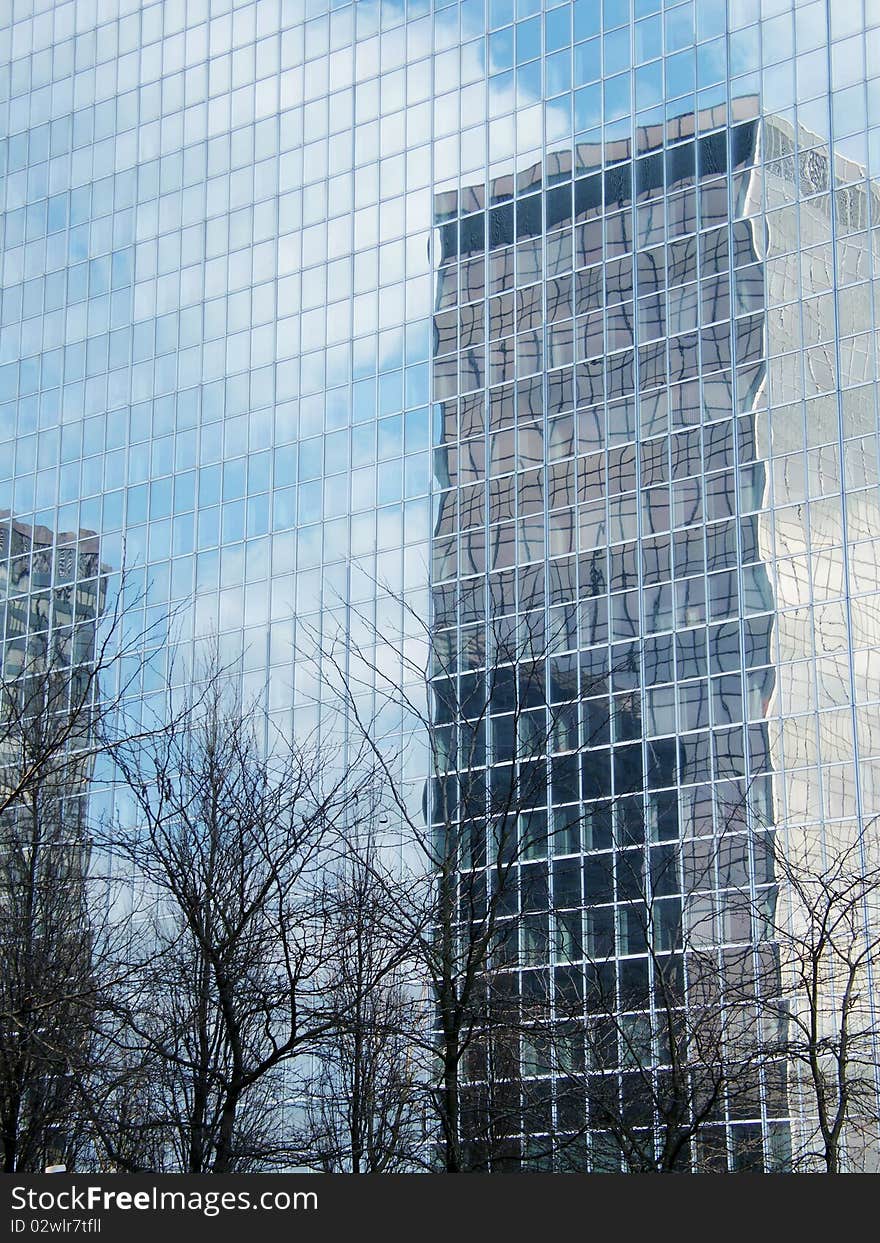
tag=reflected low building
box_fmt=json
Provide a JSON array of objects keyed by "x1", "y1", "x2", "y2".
[
  {"x1": 0, "y1": 510, "x2": 107, "y2": 857},
  {"x1": 0, "y1": 512, "x2": 107, "y2": 910},
  {"x1": 0, "y1": 514, "x2": 107, "y2": 766},
  {"x1": 0, "y1": 514, "x2": 108, "y2": 1170}
]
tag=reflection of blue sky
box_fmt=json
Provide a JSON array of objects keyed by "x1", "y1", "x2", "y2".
[{"x1": 0, "y1": 0, "x2": 876, "y2": 629}]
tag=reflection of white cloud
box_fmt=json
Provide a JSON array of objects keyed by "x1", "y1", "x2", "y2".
[{"x1": 3, "y1": 0, "x2": 583, "y2": 396}]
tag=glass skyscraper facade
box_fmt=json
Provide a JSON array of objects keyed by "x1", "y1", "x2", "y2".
[{"x1": 2, "y1": 0, "x2": 879, "y2": 1171}]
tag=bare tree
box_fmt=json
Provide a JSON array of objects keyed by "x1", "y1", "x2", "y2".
[
  {"x1": 315, "y1": 585, "x2": 632, "y2": 1172},
  {"x1": 745, "y1": 817, "x2": 880, "y2": 1172},
  {"x1": 542, "y1": 829, "x2": 779, "y2": 1173},
  {"x1": 296, "y1": 824, "x2": 427, "y2": 1172},
  {"x1": 66, "y1": 1035, "x2": 177, "y2": 1173},
  {"x1": 0, "y1": 524, "x2": 166, "y2": 1172},
  {"x1": 0, "y1": 527, "x2": 161, "y2": 823},
  {"x1": 102, "y1": 662, "x2": 372, "y2": 1172},
  {"x1": 441, "y1": 804, "x2": 783, "y2": 1175},
  {"x1": 0, "y1": 748, "x2": 96, "y2": 1172}
]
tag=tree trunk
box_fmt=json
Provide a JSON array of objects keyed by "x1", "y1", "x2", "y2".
[
  {"x1": 2, "y1": 1104, "x2": 19, "y2": 1173},
  {"x1": 212, "y1": 1092, "x2": 240, "y2": 1174},
  {"x1": 442, "y1": 1045, "x2": 460, "y2": 1173}
]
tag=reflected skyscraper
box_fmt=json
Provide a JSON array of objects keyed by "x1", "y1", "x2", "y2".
[{"x1": 431, "y1": 107, "x2": 788, "y2": 1169}]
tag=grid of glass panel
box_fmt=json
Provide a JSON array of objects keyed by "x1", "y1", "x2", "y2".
[
  {"x1": 431, "y1": 111, "x2": 789, "y2": 1169},
  {"x1": 1, "y1": 0, "x2": 879, "y2": 1172}
]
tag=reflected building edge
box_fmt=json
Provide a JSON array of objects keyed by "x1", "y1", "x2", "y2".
[
  {"x1": 752, "y1": 117, "x2": 880, "y2": 1172},
  {"x1": 431, "y1": 101, "x2": 787, "y2": 1170}
]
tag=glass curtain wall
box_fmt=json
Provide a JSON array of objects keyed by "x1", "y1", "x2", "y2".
[{"x1": 1, "y1": 0, "x2": 878, "y2": 1171}]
